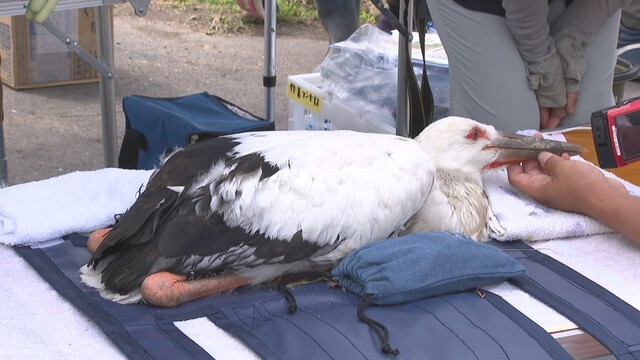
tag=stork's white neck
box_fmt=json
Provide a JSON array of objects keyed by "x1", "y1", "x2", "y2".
[{"x1": 402, "y1": 168, "x2": 491, "y2": 241}]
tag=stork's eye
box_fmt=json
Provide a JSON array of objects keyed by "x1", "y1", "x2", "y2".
[{"x1": 467, "y1": 127, "x2": 482, "y2": 141}]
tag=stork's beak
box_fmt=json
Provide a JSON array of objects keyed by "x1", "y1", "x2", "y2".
[{"x1": 484, "y1": 131, "x2": 586, "y2": 169}]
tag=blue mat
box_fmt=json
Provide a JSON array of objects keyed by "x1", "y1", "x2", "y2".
[{"x1": 15, "y1": 234, "x2": 571, "y2": 360}]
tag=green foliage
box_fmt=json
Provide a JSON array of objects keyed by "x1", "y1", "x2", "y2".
[
  {"x1": 360, "y1": 1, "x2": 379, "y2": 25},
  {"x1": 166, "y1": 0, "x2": 379, "y2": 35},
  {"x1": 277, "y1": 0, "x2": 319, "y2": 23}
]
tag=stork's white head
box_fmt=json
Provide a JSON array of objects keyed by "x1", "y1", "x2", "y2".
[
  {"x1": 405, "y1": 116, "x2": 585, "y2": 241},
  {"x1": 414, "y1": 116, "x2": 585, "y2": 173}
]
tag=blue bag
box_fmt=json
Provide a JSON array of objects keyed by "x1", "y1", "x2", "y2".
[
  {"x1": 118, "y1": 92, "x2": 275, "y2": 170},
  {"x1": 331, "y1": 232, "x2": 527, "y2": 356}
]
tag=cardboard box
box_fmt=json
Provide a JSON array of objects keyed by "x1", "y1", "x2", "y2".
[{"x1": 0, "y1": 8, "x2": 106, "y2": 89}]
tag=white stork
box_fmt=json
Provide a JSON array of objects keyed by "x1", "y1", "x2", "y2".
[{"x1": 80, "y1": 116, "x2": 583, "y2": 307}]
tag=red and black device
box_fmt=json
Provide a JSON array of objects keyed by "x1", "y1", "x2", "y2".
[{"x1": 591, "y1": 97, "x2": 640, "y2": 168}]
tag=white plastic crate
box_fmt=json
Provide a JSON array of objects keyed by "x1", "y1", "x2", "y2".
[
  {"x1": 287, "y1": 73, "x2": 395, "y2": 134},
  {"x1": 287, "y1": 28, "x2": 450, "y2": 134}
]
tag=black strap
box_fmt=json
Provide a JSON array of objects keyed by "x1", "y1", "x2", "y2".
[
  {"x1": 357, "y1": 294, "x2": 400, "y2": 356},
  {"x1": 491, "y1": 240, "x2": 640, "y2": 360},
  {"x1": 276, "y1": 271, "x2": 332, "y2": 314},
  {"x1": 118, "y1": 128, "x2": 147, "y2": 170},
  {"x1": 369, "y1": 0, "x2": 434, "y2": 138},
  {"x1": 408, "y1": 1, "x2": 434, "y2": 138}
]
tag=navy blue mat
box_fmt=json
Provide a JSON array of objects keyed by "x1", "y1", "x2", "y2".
[
  {"x1": 492, "y1": 240, "x2": 640, "y2": 359},
  {"x1": 15, "y1": 234, "x2": 571, "y2": 360}
]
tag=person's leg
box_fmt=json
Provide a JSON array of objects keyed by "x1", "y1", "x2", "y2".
[
  {"x1": 315, "y1": 0, "x2": 360, "y2": 44},
  {"x1": 426, "y1": 0, "x2": 540, "y2": 132}
]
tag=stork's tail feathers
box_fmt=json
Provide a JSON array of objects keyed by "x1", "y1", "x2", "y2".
[{"x1": 79, "y1": 264, "x2": 143, "y2": 304}]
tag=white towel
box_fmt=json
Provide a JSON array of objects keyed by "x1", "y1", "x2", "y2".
[
  {"x1": 0, "y1": 244, "x2": 127, "y2": 359},
  {"x1": 485, "y1": 131, "x2": 640, "y2": 241},
  {"x1": 0, "y1": 168, "x2": 153, "y2": 246}
]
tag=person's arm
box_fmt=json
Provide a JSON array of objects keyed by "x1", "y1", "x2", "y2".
[
  {"x1": 550, "y1": 0, "x2": 631, "y2": 43},
  {"x1": 502, "y1": 0, "x2": 632, "y2": 129},
  {"x1": 502, "y1": 0, "x2": 568, "y2": 128},
  {"x1": 507, "y1": 151, "x2": 640, "y2": 244},
  {"x1": 502, "y1": 1, "x2": 565, "y2": 105},
  {"x1": 549, "y1": 0, "x2": 631, "y2": 99}
]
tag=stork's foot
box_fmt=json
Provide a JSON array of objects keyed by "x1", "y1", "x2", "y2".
[
  {"x1": 87, "y1": 227, "x2": 112, "y2": 254},
  {"x1": 141, "y1": 271, "x2": 252, "y2": 307}
]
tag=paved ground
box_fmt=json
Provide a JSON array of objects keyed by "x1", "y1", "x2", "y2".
[
  {"x1": 2, "y1": 2, "x2": 329, "y2": 185},
  {"x1": 2, "y1": 3, "x2": 639, "y2": 186}
]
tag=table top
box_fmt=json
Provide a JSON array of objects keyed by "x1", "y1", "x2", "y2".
[{"x1": 564, "y1": 129, "x2": 640, "y2": 186}]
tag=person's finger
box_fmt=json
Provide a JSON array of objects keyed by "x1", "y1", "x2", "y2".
[
  {"x1": 539, "y1": 107, "x2": 550, "y2": 129},
  {"x1": 507, "y1": 163, "x2": 524, "y2": 179},
  {"x1": 537, "y1": 151, "x2": 563, "y2": 174},
  {"x1": 566, "y1": 92, "x2": 579, "y2": 114},
  {"x1": 545, "y1": 112, "x2": 563, "y2": 129},
  {"x1": 553, "y1": 107, "x2": 567, "y2": 119},
  {"x1": 521, "y1": 158, "x2": 542, "y2": 173}
]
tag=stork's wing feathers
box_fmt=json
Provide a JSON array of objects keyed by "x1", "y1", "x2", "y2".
[
  {"x1": 91, "y1": 138, "x2": 241, "y2": 262},
  {"x1": 90, "y1": 188, "x2": 179, "y2": 265},
  {"x1": 148, "y1": 137, "x2": 242, "y2": 188},
  {"x1": 211, "y1": 131, "x2": 436, "y2": 260},
  {"x1": 155, "y1": 204, "x2": 328, "y2": 266}
]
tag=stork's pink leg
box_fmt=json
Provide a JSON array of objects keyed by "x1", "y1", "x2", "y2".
[
  {"x1": 141, "y1": 271, "x2": 252, "y2": 307},
  {"x1": 87, "y1": 227, "x2": 112, "y2": 254}
]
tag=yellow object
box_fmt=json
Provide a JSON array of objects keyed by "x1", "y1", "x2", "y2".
[{"x1": 287, "y1": 80, "x2": 322, "y2": 114}]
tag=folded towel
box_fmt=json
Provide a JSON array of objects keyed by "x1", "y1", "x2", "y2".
[
  {"x1": 485, "y1": 132, "x2": 640, "y2": 241},
  {"x1": 0, "y1": 168, "x2": 153, "y2": 246}
]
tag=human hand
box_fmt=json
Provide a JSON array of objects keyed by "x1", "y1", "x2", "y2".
[
  {"x1": 507, "y1": 151, "x2": 624, "y2": 216},
  {"x1": 25, "y1": 0, "x2": 58, "y2": 24},
  {"x1": 538, "y1": 92, "x2": 578, "y2": 130},
  {"x1": 539, "y1": 106, "x2": 565, "y2": 129},
  {"x1": 565, "y1": 92, "x2": 578, "y2": 114}
]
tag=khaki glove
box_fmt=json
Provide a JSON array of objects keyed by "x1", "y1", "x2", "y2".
[
  {"x1": 553, "y1": 32, "x2": 588, "y2": 94},
  {"x1": 25, "y1": 0, "x2": 58, "y2": 24}
]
